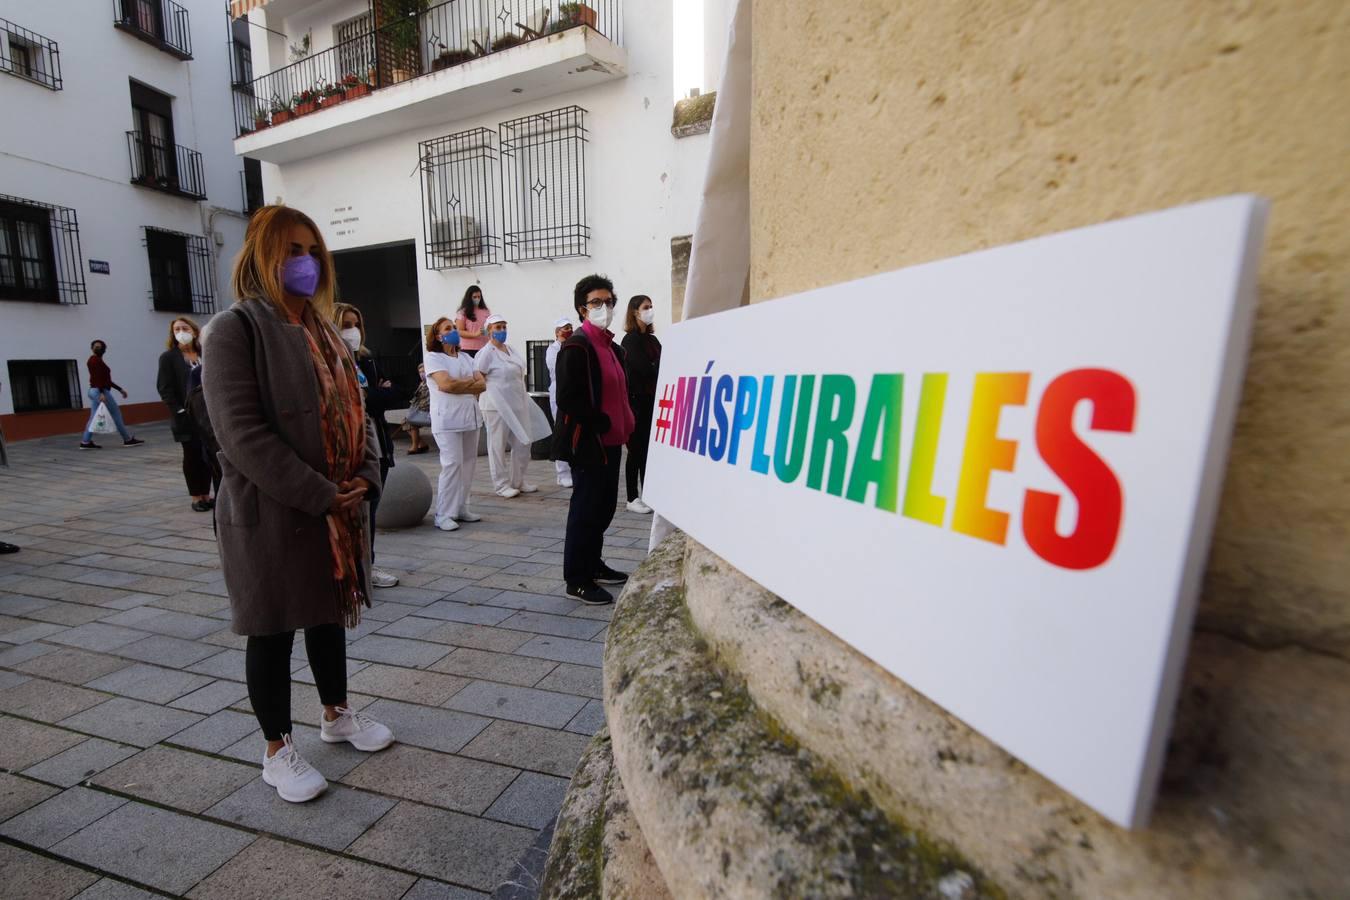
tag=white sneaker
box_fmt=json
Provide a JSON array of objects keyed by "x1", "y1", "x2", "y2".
[
  {"x1": 626, "y1": 498, "x2": 653, "y2": 514},
  {"x1": 558, "y1": 477, "x2": 573, "y2": 488},
  {"x1": 261, "y1": 735, "x2": 327, "y2": 803},
  {"x1": 320, "y1": 706, "x2": 394, "y2": 752},
  {"x1": 435, "y1": 517, "x2": 460, "y2": 531},
  {"x1": 456, "y1": 510, "x2": 482, "y2": 523},
  {"x1": 497, "y1": 487, "x2": 521, "y2": 498},
  {"x1": 370, "y1": 567, "x2": 399, "y2": 588},
  {"x1": 519, "y1": 483, "x2": 539, "y2": 494}
]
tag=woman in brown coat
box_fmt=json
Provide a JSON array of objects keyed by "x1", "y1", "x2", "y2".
[{"x1": 202, "y1": 206, "x2": 393, "y2": 803}]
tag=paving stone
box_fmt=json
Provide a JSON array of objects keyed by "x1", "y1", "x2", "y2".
[
  {"x1": 417, "y1": 600, "x2": 514, "y2": 626},
  {"x1": 496, "y1": 610, "x2": 606, "y2": 641},
  {"x1": 485, "y1": 771, "x2": 571, "y2": 829},
  {"x1": 348, "y1": 800, "x2": 536, "y2": 891},
  {"x1": 346, "y1": 635, "x2": 449, "y2": 668},
  {"x1": 58, "y1": 697, "x2": 202, "y2": 747},
  {"x1": 84, "y1": 663, "x2": 213, "y2": 704},
  {"x1": 0, "y1": 670, "x2": 29, "y2": 690},
  {"x1": 0, "y1": 678, "x2": 109, "y2": 722},
  {"x1": 24, "y1": 603, "x2": 113, "y2": 627},
  {"x1": 342, "y1": 744, "x2": 518, "y2": 815},
  {"x1": 142, "y1": 592, "x2": 228, "y2": 616},
  {"x1": 0, "y1": 641, "x2": 55, "y2": 667},
  {"x1": 533, "y1": 662, "x2": 602, "y2": 699},
  {"x1": 94, "y1": 607, "x2": 170, "y2": 629},
  {"x1": 0, "y1": 785, "x2": 127, "y2": 848},
  {"x1": 422, "y1": 576, "x2": 474, "y2": 594},
  {"x1": 290, "y1": 657, "x2": 370, "y2": 685},
  {"x1": 0, "y1": 593, "x2": 53, "y2": 616},
  {"x1": 429, "y1": 648, "x2": 558, "y2": 688},
  {"x1": 185, "y1": 836, "x2": 417, "y2": 900},
  {"x1": 94, "y1": 592, "x2": 160, "y2": 611},
  {"x1": 201, "y1": 628, "x2": 248, "y2": 650},
  {"x1": 0, "y1": 621, "x2": 70, "y2": 644},
  {"x1": 564, "y1": 699, "x2": 606, "y2": 735},
  {"x1": 402, "y1": 879, "x2": 489, "y2": 900},
  {"x1": 52, "y1": 801, "x2": 256, "y2": 895},
  {"x1": 114, "y1": 633, "x2": 219, "y2": 668},
  {"x1": 45, "y1": 622, "x2": 148, "y2": 652},
  {"x1": 460, "y1": 721, "x2": 591, "y2": 778},
  {"x1": 564, "y1": 602, "x2": 615, "y2": 622},
  {"x1": 0, "y1": 843, "x2": 99, "y2": 899},
  {"x1": 374, "y1": 615, "x2": 444, "y2": 640},
  {"x1": 167, "y1": 709, "x2": 260, "y2": 754},
  {"x1": 361, "y1": 600, "x2": 422, "y2": 622},
  {"x1": 444, "y1": 681, "x2": 587, "y2": 729},
  {"x1": 420, "y1": 622, "x2": 532, "y2": 654},
  {"x1": 205, "y1": 778, "x2": 396, "y2": 851},
  {"x1": 0, "y1": 771, "x2": 59, "y2": 823},
  {"x1": 185, "y1": 648, "x2": 253, "y2": 680},
  {"x1": 93, "y1": 745, "x2": 257, "y2": 813},
  {"x1": 220, "y1": 723, "x2": 369, "y2": 778},
  {"x1": 22, "y1": 739, "x2": 139, "y2": 788},
  {"x1": 74, "y1": 878, "x2": 161, "y2": 899},
  {"x1": 168, "y1": 680, "x2": 251, "y2": 714},
  {"x1": 11, "y1": 648, "x2": 130, "y2": 685},
  {"x1": 358, "y1": 699, "x2": 491, "y2": 754},
  {"x1": 345, "y1": 663, "x2": 470, "y2": 706},
  {"x1": 365, "y1": 585, "x2": 444, "y2": 607},
  {"x1": 478, "y1": 590, "x2": 581, "y2": 615},
  {"x1": 0, "y1": 715, "x2": 87, "y2": 771},
  {"x1": 511, "y1": 634, "x2": 604, "y2": 667}
]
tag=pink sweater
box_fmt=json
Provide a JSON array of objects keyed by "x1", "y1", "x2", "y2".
[{"x1": 583, "y1": 321, "x2": 634, "y2": 446}]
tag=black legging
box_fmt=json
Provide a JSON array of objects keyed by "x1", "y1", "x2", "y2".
[
  {"x1": 626, "y1": 394, "x2": 654, "y2": 501},
  {"x1": 181, "y1": 438, "x2": 212, "y2": 496},
  {"x1": 245, "y1": 624, "x2": 347, "y2": 741}
]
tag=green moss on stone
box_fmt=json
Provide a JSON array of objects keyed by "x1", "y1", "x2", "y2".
[{"x1": 673, "y1": 91, "x2": 717, "y2": 129}]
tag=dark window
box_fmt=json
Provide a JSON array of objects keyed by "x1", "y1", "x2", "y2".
[
  {"x1": 1, "y1": 18, "x2": 62, "y2": 90},
  {"x1": 242, "y1": 157, "x2": 264, "y2": 214},
  {"x1": 526, "y1": 340, "x2": 552, "y2": 393},
  {"x1": 143, "y1": 226, "x2": 214, "y2": 314},
  {"x1": 7, "y1": 360, "x2": 80, "y2": 413},
  {"x1": 114, "y1": 0, "x2": 192, "y2": 60},
  {"x1": 130, "y1": 81, "x2": 177, "y2": 187},
  {"x1": 0, "y1": 199, "x2": 59, "y2": 303}
]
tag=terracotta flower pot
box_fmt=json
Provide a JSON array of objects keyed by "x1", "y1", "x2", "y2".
[
  {"x1": 295, "y1": 101, "x2": 318, "y2": 116},
  {"x1": 320, "y1": 93, "x2": 344, "y2": 109},
  {"x1": 272, "y1": 109, "x2": 293, "y2": 125},
  {"x1": 344, "y1": 83, "x2": 371, "y2": 100}
]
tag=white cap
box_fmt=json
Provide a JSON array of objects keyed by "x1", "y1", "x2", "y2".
[
  {"x1": 553, "y1": 317, "x2": 572, "y2": 329},
  {"x1": 485, "y1": 314, "x2": 507, "y2": 326}
]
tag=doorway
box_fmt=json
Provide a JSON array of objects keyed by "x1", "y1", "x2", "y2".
[{"x1": 332, "y1": 241, "x2": 422, "y2": 396}]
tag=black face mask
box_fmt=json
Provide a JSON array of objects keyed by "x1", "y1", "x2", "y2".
[{"x1": 92, "y1": 347, "x2": 106, "y2": 356}]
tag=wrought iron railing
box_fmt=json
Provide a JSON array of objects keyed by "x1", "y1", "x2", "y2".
[
  {"x1": 420, "y1": 127, "x2": 501, "y2": 269},
  {"x1": 142, "y1": 227, "x2": 216, "y2": 315},
  {"x1": 0, "y1": 194, "x2": 87, "y2": 305},
  {"x1": 233, "y1": 0, "x2": 621, "y2": 137},
  {"x1": 1, "y1": 18, "x2": 62, "y2": 90},
  {"x1": 113, "y1": 0, "x2": 193, "y2": 60},
  {"x1": 126, "y1": 132, "x2": 207, "y2": 201},
  {"x1": 500, "y1": 105, "x2": 589, "y2": 261}
]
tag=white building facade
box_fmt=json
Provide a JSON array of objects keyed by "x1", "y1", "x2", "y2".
[
  {"x1": 230, "y1": 0, "x2": 714, "y2": 391},
  {"x1": 0, "y1": 0, "x2": 250, "y2": 440}
]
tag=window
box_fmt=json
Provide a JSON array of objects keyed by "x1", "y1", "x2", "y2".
[
  {"x1": 500, "y1": 106, "x2": 589, "y2": 261},
  {"x1": 526, "y1": 340, "x2": 552, "y2": 394},
  {"x1": 129, "y1": 81, "x2": 176, "y2": 187},
  {"x1": 144, "y1": 227, "x2": 214, "y2": 314},
  {"x1": 113, "y1": 0, "x2": 193, "y2": 60},
  {"x1": 419, "y1": 127, "x2": 500, "y2": 269},
  {"x1": 1, "y1": 18, "x2": 62, "y2": 90},
  {"x1": 7, "y1": 360, "x2": 80, "y2": 413},
  {"x1": 0, "y1": 195, "x2": 84, "y2": 305},
  {"x1": 334, "y1": 12, "x2": 374, "y2": 82},
  {"x1": 241, "y1": 158, "x2": 264, "y2": 214}
]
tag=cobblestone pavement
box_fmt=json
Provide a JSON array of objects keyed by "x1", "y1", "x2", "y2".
[{"x1": 0, "y1": 423, "x2": 650, "y2": 899}]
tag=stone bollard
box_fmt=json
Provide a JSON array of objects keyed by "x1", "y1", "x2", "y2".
[{"x1": 374, "y1": 463, "x2": 432, "y2": 529}]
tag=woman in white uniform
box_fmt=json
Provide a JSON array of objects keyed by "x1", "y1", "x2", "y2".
[
  {"x1": 545, "y1": 317, "x2": 574, "y2": 488},
  {"x1": 423, "y1": 317, "x2": 485, "y2": 531},
  {"x1": 475, "y1": 314, "x2": 553, "y2": 498}
]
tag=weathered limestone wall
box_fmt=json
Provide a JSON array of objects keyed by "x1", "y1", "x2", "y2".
[{"x1": 751, "y1": 0, "x2": 1350, "y2": 655}]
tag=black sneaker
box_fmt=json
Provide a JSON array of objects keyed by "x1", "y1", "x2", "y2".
[
  {"x1": 191, "y1": 500, "x2": 212, "y2": 512},
  {"x1": 594, "y1": 563, "x2": 628, "y2": 585},
  {"x1": 0, "y1": 542, "x2": 19, "y2": 555},
  {"x1": 123, "y1": 438, "x2": 145, "y2": 446},
  {"x1": 566, "y1": 582, "x2": 614, "y2": 606},
  {"x1": 79, "y1": 441, "x2": 101, "y2": 450}
]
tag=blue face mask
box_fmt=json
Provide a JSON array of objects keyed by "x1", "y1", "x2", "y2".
[
  {"x1": 491, "y1": 329, "x2": 507, "y2": 343},
  {"x1": 441, "y1": 330, "x2": 461, "y2": 347},
  {"x1": 281, "y1": 255, "x2": 320, "y2": 298}
]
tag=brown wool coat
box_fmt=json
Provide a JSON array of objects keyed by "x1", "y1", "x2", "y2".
[{"x1": 201, "y1": 299, "x2": 382, "y2": 636}]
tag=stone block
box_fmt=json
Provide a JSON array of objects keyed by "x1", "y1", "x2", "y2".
[
  {"x1": 0, "y1": 785, "x2": 127, "y2": 848},
  {"x1": 0, "y1": 678, "x2": 108, "y2": 722},
  {"x1": 460, "y1": 721, "x2": 590, "y2": 778},
  {"x1": 0, "y1": 714, "x2": 87, "y2": 771},
  {"x1": 486, "y1": 771, "x2": 570, "y2": 829},
  {"x1": 205, "y1": 778, "x2": 395, "y2": 851},
  {"x1": 185, "y1": 648, "x2": 251, "y2": 680},
  {"x1": 402, "y1": 879, "x2": 488, "y2": 900},
  {"x1": 0, "y1": 621, "x2": 70, "y2": 644},
  {"x1": 104, "y1": 609, "x2": 221, "y2": 640},
  {"x1": 430, "y1": 647, "x2": 558, "y2": 688},
  {"x1": 375, "y1": 615, "x2": 444, "y2": 640},
  {"x1": 220, "y1": 723, "x2": 368, "y2": 778},
  {"x1": 0, "y1": 641, "x2": 55, "y2": 668},
  {"x1": 497, "y1": 611, "x2": 606, "y2": 641},
  {"x1": 168, "y1": 679, "x2": 251, "y2": 714},
  {"x1": 25, "y1": 603, "x2": 111, "y2": 626},
  {"x1": 417, "y1": 600, "x2": 514, "y2": 626},
  {"x1": 512, "y1": 634, "x2": 603, "y2": 667},
  {"x1": 342, "y1": 744, "x2": 518, "y2": 814},
  {"x1": 0, "y1": 771, "x2": 59, "y2": 823},
  {"x1": 0, "y1": 843, "x2": 99, "y2": 898},
  {"x1": 444, "y1": 681, "x2": 586, "y2": 729},
  {"x1": 22, "y1": 738, "x2": 139, "y2": 788},
  {"x1": 420, "y1": 622, "x2": 532, "y2": 654},
  {"x1": 93, "y1": 745, "x2": 257, "y2": 813},
  {"x1": 365, "y1": 585, "x2": 445, "y2": 607},
  {"x1": 167, "y1": 709, "x2": 260, "y2": 754},
  {"x1": 564, "y1": 699, "x2": 606, "y2": 736},
  {"x1": 74, "y1": 878, "x2": 162, "y2": 899},
  {"x1": 0, "y1": 670, "x2": 28, "y2": 690},
  {"x1": 114, "y1": 634, "x2": 218, "y2": 668},
  {"x1": 346, "y1": 634, "x2": 449, "y2": 668},
  {"x1": 13, "y1": 648, "x2": 130, "y2": 685},
  {"x1": 357, "y1": 699, "x2": 491, "y2": 754},
  {"x1": 84, "y1": 663, "x2": 212, "y2": 704},
  {"x1": 534, "y1": 662, "x2": 603, "y2": 699},
  {"x1": 58, "y1": 697, "x2": 202, "y2": 747},
  {"x1": 0, "y1": 593, "x2": 52, "y2": 616},
  {"x1": 185, "y1": 837, "x2": 417, "y2": 900},
  {"x1": 45, "y1": 622, "x2": 148, "y2": 652},
  {"x1": 346, "y1": 663, "x2": 470, "y2": 706}
]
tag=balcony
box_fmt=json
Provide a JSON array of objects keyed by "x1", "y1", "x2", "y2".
[
  {"x1": 1, "y1": 18, "x2": 63, "y2": 90},
  {"x1": 127, "y1": 132, "x2": 208, "y2": 201},
  {"x1": 112, "y1": 0, "x2": 192, "y2": 61},
  {"x1": 233, "y1": 0, "x2": 624, "y2": 165}
]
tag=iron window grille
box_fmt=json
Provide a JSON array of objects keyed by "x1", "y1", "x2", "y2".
[
  {"x1": 500, "y1": 106, "x2": 589, "y2": 262},
  {"x1": 525, "y1": 339, "x2": 552, "y2": 394},
  {"x1": 0, "y1": 195, "x2": 86, "y2": 305},
  {"x1": 142, "y1": 227, "x2": 214, "y2": 314},
  {"x1": 419, "y1": 127, "x2": 501, "y2": 269},
  {"x1": 1, "y1": 19, "x2": 62, "y2": 90},
  {"x1": 6, "y1": 360, "x2": 81, "y2": 413},
  {"x1": 113, "y1": 0, "x2": 192, "y2": 60},
  {"x1": 126, "y1": 131, "x2": 207, "y2": 200}
]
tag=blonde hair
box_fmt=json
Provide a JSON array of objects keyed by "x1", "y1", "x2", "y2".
[
  {"x1": 166, "y1": 316, "x2": 202, "y2": 352},
  {"x1": 230, "y1": 205, "x2": 336, "y2": 318},
  {"x1": 332, "y1": 302, "x2": 367, "y2": 355}
]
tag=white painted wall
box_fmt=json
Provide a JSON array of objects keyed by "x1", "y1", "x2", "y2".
[
  {"x1": 249, "y1": 0, "x2": 711, "y2": 352},
  {"x1": 0, "y1": 0, "x2": 248, "y2": 420}
]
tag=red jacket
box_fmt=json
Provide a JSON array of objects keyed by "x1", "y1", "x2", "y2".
[{"x1": 87, "y1": 355, "x2": 122, "y2": 391}]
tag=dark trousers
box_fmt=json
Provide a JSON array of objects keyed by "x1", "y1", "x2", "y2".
[
  {"x1": 564, "y1": 448, "x2": 622, "y2": 585},
  {"x1": 245, "y1": 624, "x2": 347, "y2": 741},
  {"x1": 367, "y1": 459, "x2": 390, "y2": 559},
  {"x1": 181, "y1": 439, "x2": 212, "y2": 496},
  {"x1": 626, "y1": 394, "x2": 653, "y2": 501}
]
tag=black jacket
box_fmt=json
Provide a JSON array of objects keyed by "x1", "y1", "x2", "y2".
[
  {"x1": 551, "y1": 330, "x2": 626, "y2": 467},
  {"x1": 356, "y1": 352, "x2": 399, "y2": 469},
  {"x1": 620, "y1": 331, "x2": 661, "y2": 399},
  {"x1": 156, "y1": 349, "x2": 197, "y2": 443}
]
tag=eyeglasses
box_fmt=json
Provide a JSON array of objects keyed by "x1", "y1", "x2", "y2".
[{"x1": 585, "y1": 298, "x2": 617, "y2": 309}]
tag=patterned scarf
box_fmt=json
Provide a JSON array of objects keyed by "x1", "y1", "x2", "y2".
[{"x1": 292, "y1": 303, "x2": 369, "y2": 627}]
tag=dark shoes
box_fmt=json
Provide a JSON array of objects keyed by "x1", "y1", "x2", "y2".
[
  {"x1": 566, "y1": 582, "x2": 614, "y2": 606},
  {"x1": 79, "y1": 441, "x2": 101, "y2": 450},
  {"x1": 594, "y1": 563, "x2": 629, "y2": 585},
  {"x1": 191, "y1": 500, "x2": 213, "y2": 512},
  {"x1": 123, "y1": 438, "x2": 145, "y2": 446},
  {"x1": 0, "y1": 542, "x2": 19, "y2": 555}
]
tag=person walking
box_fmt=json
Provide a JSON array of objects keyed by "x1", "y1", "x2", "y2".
[
  {"x1": 0, "y1": 377, "x2": 14, "y2": 554},
  {"x1": 455, "y1": 284, "x2": 491, "y2": 357},
  {"x1": 80, "y1": 339, "x2": 144, "y2": 449},
  {"x1": 156, "y1": 318, "x2": 213, "y2": 512},
  {"x1": 552, "y1": 275, "x2": 634, "y2": 605},
  {"x1": 476, "y1": 315, "x2": 552, "y2": 498},
  {"x1": 620, "y1": 295, "x2": 661, "y2": 514},
  {"x1": 545, "y1": 317, "x2": 574, "y2": 488},
  {"x1": 404, "y1": 364, "x2": 431, "y2": 455},
  {"x1": 202, "y1": 205, "x2": 393, "y2": 804},
  {"x1": 423, "y1": 317, "x2": 485, "y2": 531},
  {"x1": 334, "y1": 302, "x2": 400, "y2": 589}
]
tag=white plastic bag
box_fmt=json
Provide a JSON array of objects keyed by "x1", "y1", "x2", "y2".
[{"x1": 90, "y1": 400, "x2": 118, "y2": 435}]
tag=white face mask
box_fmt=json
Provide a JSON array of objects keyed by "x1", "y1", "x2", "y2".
[
  {"x1": 638, "y1": 308, "x2": 655, "y2": 326},
  {"x1": 587, "y1": 304, "x2": 613, "y2": 329},
  {"x1": 340, "y1": 328, "x2": 361, "y2": 351},
  {"x1": 174, "y1": 330, "x2": 195, "y2": 345}
]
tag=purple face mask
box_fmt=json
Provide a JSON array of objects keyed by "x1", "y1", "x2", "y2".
[{"x1": 282, "y1": 255, "x2": 320, "y2": 298}]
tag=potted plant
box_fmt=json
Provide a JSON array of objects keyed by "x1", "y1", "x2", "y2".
[
  {"x1": 270, "y1": 97, "x2": 294, "y2": 125},
  {"x1": 380, "y1": 0, "x2": 428, "y2": 82},
  {"x1": 433, "y1": 47, "x2": 476, "y2": 69},
  {"x1": 556, "y1": 2, "x2": 597, "y2": 29},
  {"x1": 253, "y1": 104, "x2": 270, "y2": 131},
  {"x1": 293, "y1": 87, "x2": 321, "y2": 116},
  {"x1": 342, "y1": 73, "x2": 372, "y2": 100},
  {"x1": 491, "y1": 33, "x2": 524, "y2": 52},
  {"x1": 319, "y1": 82, "x2": 345, "y2": 108}
]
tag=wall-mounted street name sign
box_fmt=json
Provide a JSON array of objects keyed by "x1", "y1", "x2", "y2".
[
  {"x1": 88, "y1": 260, "x2": 110, "y2": 274},
  {"x1": 643, "y1": 196, "x2": 1268, "y2": 828}
]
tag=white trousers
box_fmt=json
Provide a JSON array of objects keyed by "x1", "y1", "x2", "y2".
[
  {"x1": 434, "y1": 429, "x2": 479, "y2": 524},
  {"x1": 550, "y1": 397, "x2": 570, "y2": 483},
  {"x1": 482, "y1": 410, "x2": 529, "y2": 493}
]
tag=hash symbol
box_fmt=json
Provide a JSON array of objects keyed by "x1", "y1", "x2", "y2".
[{"x1": 654, "y1": 384, "x2": 675, "y2": 445}]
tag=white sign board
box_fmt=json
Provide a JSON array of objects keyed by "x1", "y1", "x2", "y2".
[{"x1": 643, "y1": 196, "x2": 1268, "y2": 828}]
